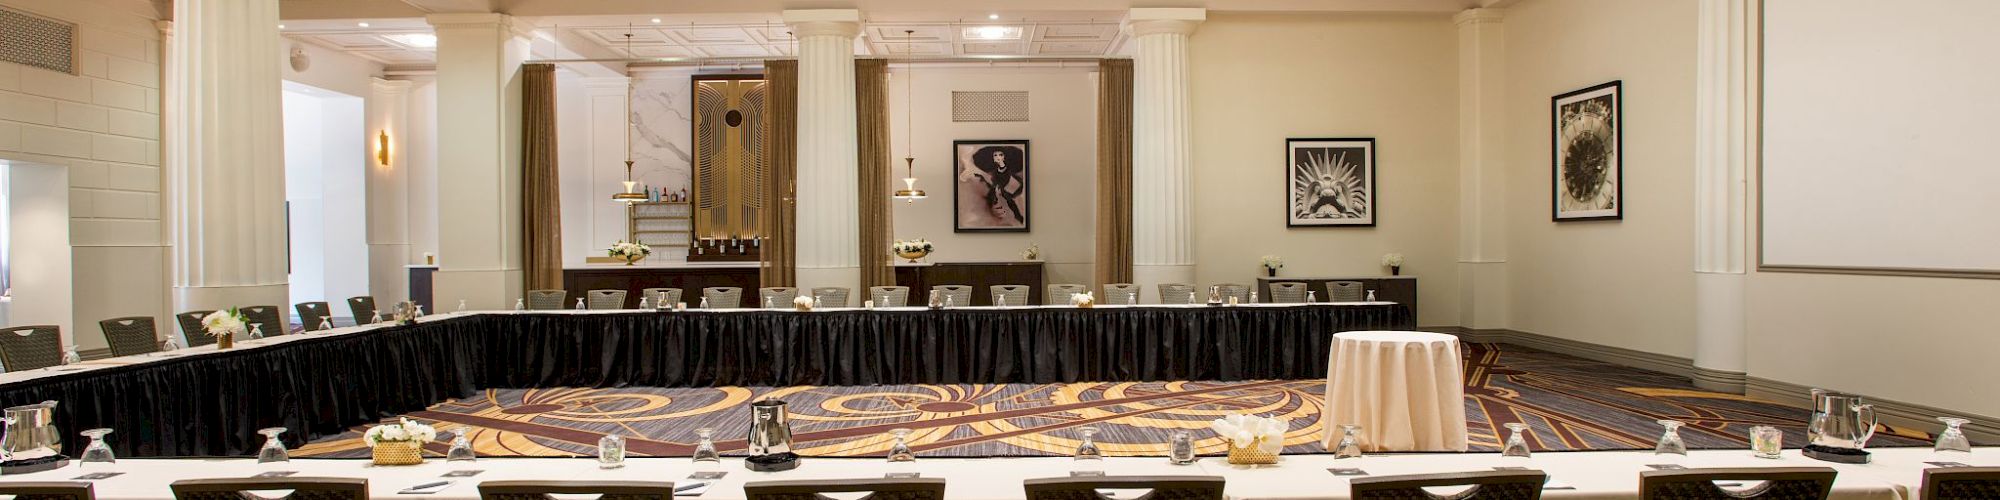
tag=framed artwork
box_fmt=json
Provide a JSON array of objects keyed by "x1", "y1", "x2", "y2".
[
  {"x1": 1551, "y1": 80, "x2": 1623, "y2": 221},
  {"x1": 953, "y1": 140, "x2": 1030, "y2": 232},
  {"x1": 1286, "y1": 138, "x2": 1376, "y2": 227}
]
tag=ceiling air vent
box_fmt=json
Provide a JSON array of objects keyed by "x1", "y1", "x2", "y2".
[
  {"x1": 951, "y1": 91, "x2": 1029, "y2": 122},
  {"x1": 0, "y1": 6, "x2": 78, "y2": 75}
]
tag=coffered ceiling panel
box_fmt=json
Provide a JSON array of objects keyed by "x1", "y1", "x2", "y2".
[{"x1": 284, "y1": 29, "x2": 436, "y2": 67}]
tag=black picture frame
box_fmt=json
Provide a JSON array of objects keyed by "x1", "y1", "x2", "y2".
[
  {"x1": 952, "y1": 139, "x2": 1030, "y2": 233},
  {"x1": 1551, "y1": 80, "x2": 1623, "y2": 221},
  {"x1": 1285, "y1": 137, "x2": 1377, "y2": 228}
]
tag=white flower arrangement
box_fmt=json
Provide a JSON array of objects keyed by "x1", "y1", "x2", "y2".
[
  {"x1": 607, "y1": 240, "x2": 652, "y2": 258},
  {"x1": 1381, "y1": 253, "x2": 1405, "y2": 267},
  {"x1": 1209, "y1": 413, "x2": 1287, "y2": 454},
  {"x1": 363, "y1": 418, "x2": 438, "y2": 447},
  {"x1": 200, "y1": 309, "x2": 249, "y2": 338},
  {"x1": 1259, "y1": 255, "x2": 1284, "y2": 271},
  {"x1": 891, "y1": 239, "x2": 935, "y2": 254},
  {"x1": 793, "y1": 295, "x2": 814, "y2": 309},
  {"x1": 1069, "y1": 291, "x2": 1095, "y2": 306}
]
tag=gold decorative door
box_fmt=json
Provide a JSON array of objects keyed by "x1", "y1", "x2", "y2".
[{"x1": 692, "y1": 76, "x2": 768, "y2": 239}]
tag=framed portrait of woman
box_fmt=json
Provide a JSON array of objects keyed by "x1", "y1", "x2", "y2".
[{"x1": 952, "y1": 139, "x2": 1030, "y2": 232}]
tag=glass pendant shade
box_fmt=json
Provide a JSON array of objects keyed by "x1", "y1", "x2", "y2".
[
  {"x1": 612, "y1": 160, "x2": 647, "y2": 204},
  {"x1": 893, "y1": 157, "x2": 927, "y2": 203}
]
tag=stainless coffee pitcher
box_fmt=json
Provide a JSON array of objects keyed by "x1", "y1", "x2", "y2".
[
  {"x1": 1, "y1": 400, "x2": 61, "y2": 460},
  {"x1": 746, "y1": 399, "x2": 793, "y2": 456},
  {"x1": 1808, "y1": 389, "x2": 1877, "y2": 449}
]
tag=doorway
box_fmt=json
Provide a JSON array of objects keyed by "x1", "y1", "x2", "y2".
[{"x1": 282, "y1": 82, "x2": 369, "y2": 322}]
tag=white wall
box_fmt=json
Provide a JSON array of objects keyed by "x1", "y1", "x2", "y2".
[
  {"x1": 888, "y1": 66, "x2": 1098, "y2": 286},
  {"x1": 406, "y1": 77, "x2": 439, "y2": 265},
  {"x1": 4, "y1": 163, "x2": 72, "y2": 346},
  {"x1": 1188, "y1": 12, "x2": 1461, "y2": 326},
  {"x1": 1500, "y1": 0, "x2": 1698, "y2": 356}
]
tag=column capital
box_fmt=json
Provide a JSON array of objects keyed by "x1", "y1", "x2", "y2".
[
  {"x1": 371, "y1": 77, "x2": 415, "y2": 94},
  {"x1": 155, "y1": 20, "x2": 172, "y2": 36},
  {"x1": 1453, "y1": 8, "x2": 1505, "y2": 26},
  {"x1": 1127, "y1": 8, "x2": 1205, "y2": 37},
  {"x1": 782, "y1": 9, "x2": 861, "y2": 38}
]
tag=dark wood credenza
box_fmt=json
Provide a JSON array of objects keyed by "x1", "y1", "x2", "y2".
[
  {"x1": 894, "y1": 261, "x2": 1046, "y2": 306},
  {"x1": 563, "y1": 264, "x2": 761, "y2": 308},
  {"x1": 1254, "y1": 275, "x2": 1417, "y2": 319}
]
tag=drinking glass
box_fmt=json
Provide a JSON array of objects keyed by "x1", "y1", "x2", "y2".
[
  {"x1": 62, "y1": 347, "x2": 82, "y2": 365},
  {"x1": 764, "y1": 296, "x2": 774, "y2": 308},
  {"x1": 370, "y1": 310, "x2": 384, "y2": 323},
  {"x1": 256, "y1": 427, "x2": 290, "y2": 464},
  {"x1": 597, "y1": 434, "x2": 626, "y2": 469},
  {"x1": 574, "y1": 299, "x2": 586, "y2": 310},
  {"x1": 79, "y1": 428, "x2": 115, "y2": 466},
  {"x1": 317, "y1": 318, "x2": 334, "y2": 332},
  {"x1": 886, "y1": 428, "x2": 916, "y2": 463},
  {"x1": 691, "y1": 428, "x2": 722, "y2": 465},
  {"x1": 699, "y1": 297, "x2": 711, "y2": 309},
  {"x1": 944, "y1": 294, "x2": 955, "y2": 308},
  {"x1": 457, "y1": 299, "x2": 469, "y2": 313},
  {"x1": 813, "y1": 295, "x2": 824, "y2": 309},
  {"x1": 1248, "y1": 291, "x2": 1258, "y2": 304},
  {"x1": 1333, "y1": 424, "x2": 1364, "y2": 459},
  {"x1": 414, "y1": 305, "x2": 426, "y2": 317},
  {"x1": 1073, "y1": 426, "x2": 1104, "y2": 473},
  {"x1": 996, "y1": 294, "x2": 1007, "y2": 308},
  {"x1": 1187, "y1": 291, "x2": 1196, "y2": 304},
  {"x1": 1128, "y1": 292, "x2": 1137, "y2": 305},
  {"x1": 446, "y1": 429, "x2": 477, "y2": 462},
  {"x1": 160, "y1": 337, "x2": 181, "y2": 352},
  {"x1": 1936, "y1": 417, "x2": 1973, "y2": 453},
  {"x1": 1366, "y1": 290, "x2": 1377, "y2": 301},
  {"x1": 514, "y1": 298, "x2": 526, "y2": 311},
  {"x1": 1168, "y1": 431, "x2": 1197, "y2": 465},
  {"x1": 638, "y1": 297, "x2": 651, "y2": 309},
  {"x1": 248, "y1": 324, "x2": 265, "y2": 340},
  {"x1": 1750, "y1": 425, "x2": 1782, "y2": 459},
  {"x1": 928, "y1": 290, "x2": 941, "y2": 308},
  {"x1": 1501, "y1": 423, "x2": 1532, "y2": 458},
  {"x1": 1306, "y1": 291, "x2": 1318, "y2": 303},
  {"x1": 1653, "y1": 420, "x2": 1688, "y2": 456}
]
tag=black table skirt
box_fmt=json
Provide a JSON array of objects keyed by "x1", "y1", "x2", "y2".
[{"x1": 0, "y1": 304, "x2": 1411, "y2": 458}]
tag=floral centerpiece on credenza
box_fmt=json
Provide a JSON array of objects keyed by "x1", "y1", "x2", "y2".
[
  {"x1": 201, "y1": 308, "x2": 249, "y2": 350},
  {"x1": 1260, "y1": 255, "x2": 1284, "y2": 277},
  {"x1": 892, "y1": 239, "x2": 934, "y2": 263},
  {"x1": 364, "y1": 418, "x2": 439, "y2": 465},
  {"x1": 608, "y1": 240, "x2": 652, "y2": 266},
  {"x1": 1381, "y1": 252, "x2": 1405, "y2": 276},
  {"x1": 1211, "y1": 413, "x2": 1287, "y2": 465},
  {"x1": 1070, "y1": 291, "x2": 1095, "y2": 309}
]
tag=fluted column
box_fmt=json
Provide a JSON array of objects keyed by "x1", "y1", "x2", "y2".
[
  {"x1": 1128, "y1": 8, "x2": 1203, "y2": 302},
  {"x1": 426, "y1": 13, "x2": 530, "y2": 310},
  {"x1": 169, "y1": 0, "x2": 289, "y2": 312},
  {"x1": 783, "y1": 9, "x2": 862, "y2": 295},
  {"x1": 1455, "y1": 9, "x2": 1509, "y2": 330},
  {"x1": 1691, "y1": 0, "x2": 1756, "y2": 393}
]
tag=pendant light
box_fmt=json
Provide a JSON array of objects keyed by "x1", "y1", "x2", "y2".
[
  {"x1": 612, "y1": 29, "x2": 647, "y2": 204},
  {"x1": 891, "y1": 30, "x2": 927, "y2": 203}
]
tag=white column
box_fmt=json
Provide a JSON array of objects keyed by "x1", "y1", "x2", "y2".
[
  {"x1": 784, "y1": 9, "x2": 862, "y2": 293},
  {"x1": 1455, "y1": 9, "x2": 1509, "y2": 331},
  {"x1": 169, "y1": 0, "x2": 289, "y2": 312},
  {"x1": 1127, "y1": 8, "x2": 1204, "y2": 303},
  {"x1": 1692, "y1": 0, "x2": 1755, "y2": 393},
  {"x1": 366, "y1": 78, "x2": 414, "y2": 305},
  {"x1": 426, "y1": 13, "x2": 530, "y2": 310}
]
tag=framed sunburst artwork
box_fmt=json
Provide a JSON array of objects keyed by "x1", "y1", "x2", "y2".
[
  {"x1": 1285, "y1": 138, "x2": 1376, "y2": 227},
  {"x1": 1552, "y1": 80, "x2": 1622, "y2": 221}
]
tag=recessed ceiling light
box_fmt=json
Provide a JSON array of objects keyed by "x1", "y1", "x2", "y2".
[
  {"x1": 989, "y1": 14, "x2": 1000, "y2": 20},
  {"x1": 650, "y1": 18, "x2": 662, "y2": 23},
  {"x1": 357, "y1": 22, "x2": 370, "y2": 28},
  {"x1": 386, "y1": 33, "x2": 437, "y2": 49},
  {"x1": 277, "y1": 24, "x2": 286, "y2": 29}
]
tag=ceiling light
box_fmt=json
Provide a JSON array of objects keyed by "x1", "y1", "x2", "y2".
[
  {"x1": 963, "y1": 26, "x2": 1022, "y2": 41},
  {"x1": 651, "y1": 18, "x2": 662, "y2": 23},
  {"x1": 988, "y1": 14, "x2": 1000, "y2": 20},
  {"x1": 277, "y1": 24, "x2": 286, "y2": 29},
  {"x1": 386, "y1": 33, "x2": 437, "y2": 49},
  {"x1": 357, "y1": 22, "x2": 370, "y2": 28}
]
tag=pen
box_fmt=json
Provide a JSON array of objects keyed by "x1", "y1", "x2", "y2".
[
  {"x1": 674, "y1": 482, "x2": 707, "y2": 492},
  {"x1": 406, "y1": 481, "x2": 450, "y2": 491}
]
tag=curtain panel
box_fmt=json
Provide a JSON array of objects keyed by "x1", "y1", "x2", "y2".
[
  {"x1": 856, "y1": 59, "x2": 895, "y2": 291},
  {"x1": 760, "y1": 61, "x2": 800, "y2": 287},
  {"x1": 522, "y1": 63, "x2": 564, "y2": 292},
  {"x1": 1094, "y1": 59, "x2": 1135, "y2": 289}
]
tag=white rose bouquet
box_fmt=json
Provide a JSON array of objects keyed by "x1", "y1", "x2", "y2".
[
  {"x1": 607, "y1": 240, "x2": 652, "y2": 259},
  {"x1": 891, "y1": 239, "x2": 934, "y2": 254},
  {"x1": 1069, "y1": 291, "x2": 1095, "y2": 307},
  {"x1": 364, "y1": 418, "x2": 438, "y2": 447},
  {"x1": 1260, "y1": 255, "x2": 1284, "y2": 271},
  {"x1": 1210, "y1": 413, "x2": 1287, "y2": 455},
  {"x1": 1381, "y1": 253, "x2": 1405, "y2": 267},
  {"x1": 201, "y1": 309, "x2": 249, "y2": 338},
  {"x1": 793, "y1": 295, "x2": 815, "y2": 311}
]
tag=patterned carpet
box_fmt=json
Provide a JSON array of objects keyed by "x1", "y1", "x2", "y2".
[{"x1": 295, "y1": 343, "x2": 1936, "y2": 458}]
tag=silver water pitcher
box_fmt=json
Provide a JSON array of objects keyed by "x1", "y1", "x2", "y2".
[
  {"x1": 2, "y1": 400, "x2": 63, "y2": 462},
  {"x1": 744, "y1": 399, "x2": 800, "y2": 472},
  {"x1": 1807, "y1": 389, "x2": 1877, "y2": 450}
]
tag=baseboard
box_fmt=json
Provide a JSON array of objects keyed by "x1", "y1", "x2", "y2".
[{"x1": 1746, "y1": 376, "x2": 2000, "y2": 445}]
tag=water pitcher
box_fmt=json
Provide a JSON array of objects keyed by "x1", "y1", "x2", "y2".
[
  {"x1": 744, "y1": 399, "x2": 800, "y2": 471},
  {"x1": 2, "y1": 400, "x2": 62, "y2": 461},
  {"x1": 1807, "y1": 389, "x2": 1877, "y2": 449}
]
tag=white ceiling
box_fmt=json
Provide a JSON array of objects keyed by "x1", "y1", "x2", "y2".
[
  {"x1": 563, "y1": 17, "x2": 1128, "y2": 60},
  {"x1": 283, "y1": 19, "x2": 438, "y2": 68}
]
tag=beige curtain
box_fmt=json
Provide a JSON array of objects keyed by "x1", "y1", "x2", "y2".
[
  {"x1": 856, "y1": 59, "x2": 895, "y2": 291},
  {"x1": 1094, "y1": 60, "x2": 1134, "y2": 289},
  {"x1": 522, "y1": 63, "x2": 563, "y2": 292},
  {"x1": 760, "y1": 60, "x2": 799, "y2": 287}
]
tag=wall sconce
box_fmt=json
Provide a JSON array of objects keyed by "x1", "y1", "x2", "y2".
[{"x1": 376, "y1": 130, "x2": 391, "y2": 166}]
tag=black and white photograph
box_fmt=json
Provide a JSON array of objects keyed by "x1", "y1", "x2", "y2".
[
  {"x1": 953, "y1": 140, "x2": 1030, "y2": 232},
  {"x1": 1286, "y1": 138, "x2": 1376, "y2": 227},
  {"x1": 1551, "y1": 80, "x2": 1622, "y2": 221}
]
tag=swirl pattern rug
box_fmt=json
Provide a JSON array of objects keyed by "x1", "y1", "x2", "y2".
[{"x1": 295, "y1": 343, "x2": 1934, "y2": 458}]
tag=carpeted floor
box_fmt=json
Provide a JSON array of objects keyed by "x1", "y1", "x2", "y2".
[{"x1": 295, "y1": 342, "x2": 1936, "y2": 458}]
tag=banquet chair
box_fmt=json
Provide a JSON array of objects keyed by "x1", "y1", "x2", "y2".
[
  {"x1": 1268, "y1": 282, "x2": 1309, "y2": 304},
  {"x1": 346, "y1": 296, "x2": 378, "y2": 323},
  {"x1": 98, "y1": 316, "x2": 160, "y2": 357},
  {"x1": 1103, "y1": 283, "x2": 1141, "y2": 305},
  {"x1": 1920, "y1": 466, "x2": 2000, "y2": 500},
  {"x1": 1158, "y1": 283, "x2": 1195, "y2": 304},
  {"x1": 587, "y1": 289, "x2": 629, "y2": 310},
  {"x1": 812, "y1": 287, "x2": 850, "y2": 307},
  {"x1": 525, "y1": 290, "x2": 568, "y2": 310},
  {"x1": 0, "y1": 482, "x2": 96, "y2": 500},
  {"x1": 932, "y1": 285, "x2": 973, "y2": 307},
  {"x1": 296, "y1": 302, "x2": 334, "y2": 331},
  {"x1": 175, "y1": 310, "x2": 218, "y2": 347},
  {"x1": 1351, "y1": 470, "x2": 1547, "y2": 500},
  {"x1": 991, "y1": 285, "x2": 1031, "y2": 306},
  {"x1": 1327, "y1": 280, "x2": 1366, "y2": 302},
  {"x1": 0, "y1": 325, "x2": 63, "y2": 372},
  {"x1": 1214, "y1": 283, "x2": 1249, "y2": 303},
  {"x1": 744, "y1": 478, "x2": 946, "y2": 500},
  {"x1": 641, "y1": 288, "x2": 682, "y2": 307},
  {"x1": 869, "y1": 286, "x2": 910, "y2": 307},
  {"x1": 759, "y1": 287, "x2": 799, "y2": 308},
  {"x1": 238, "y1": 305, "x2": 287, "y2": 337},
  {"x1": 702, "y1": 287, "x2": 743, "y2": 309},
  {"x1": 478, "y1": 480, "x2": 676, "y2": 500},
  {"x1": 1639, "y1": 468, "x2": 1836, "y2": 500},
  {"x1": 1024, "y1": 475, "x2": 1225, "y2": 500},
  {"x1": 1046, "y1": 284, "x2": 1086, "y2": 304},
  {"x1": 170, "y1": 477, "x2": 368, "y2": 500}
]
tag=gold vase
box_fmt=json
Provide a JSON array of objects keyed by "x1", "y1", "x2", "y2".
[
  {"x1": 1226, "y1": 440, "x2": 1278, "y2": 465},
  {"x1": 371, "y1": 441, "x2": 425, "y2": 466},
  {"x1": 215, "y1": 332, "x2": 234, "y2": 350},
  {"x1": 620, "y1": 253, "x2": 646, "y2": 266},
  {"x1": 896, "y1": 249, "x2": 930, "y2": 263}
]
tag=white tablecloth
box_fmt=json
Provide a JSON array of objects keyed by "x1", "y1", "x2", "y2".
[{"x1": 1322, "y1": 331, "x2": 1468, "y2": 452}]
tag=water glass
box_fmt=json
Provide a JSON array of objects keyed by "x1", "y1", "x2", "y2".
[
  {"x1": 414, "y1": 305, "x2": 425, "y2": 317},
  {"x1": 370, "y1": 310, "x2": 384, "y2": 323},
  {"x1": 692, "y1": 428, "x2": 722, "y2": 464},
  {"x1": 1366, "y1": 290, "x2": 1377, "y2": 301},
  {"x1": 700, "y1": 297, "x2": 711, "y2": 309},
  {"x1": 886, "y1": 428, "x2": 916, "y2": 463},
  {"x1": 574, "y1": 299, "x2": 586, "y2": 310},
  {"x1": 1073, "y1": 427, "x2": 1104, "y2": 473},
  {"x1": 1936, "y1": 416, "x2": 1973, "y2": 453},
  {"x1": 457, "y1": 299, "x2": 469, "y2": 313},
  {"x1": 996, "y1": 295, "x2": 1007, "y2": 307},
  {"x1": 1333, "y1": 424, "x2": 1364, "y2": 458},
  {"x1": 764, "y1": 296, "x2": 774, "y2": 309},
  {"x1": 317, "y1": 318, "x2": 334, "y2": 332},
  {"x1": 515, "y1": 298, "x2": 526, "y2": 311},
  {"x1": 597, "y1": 434, "x2": 626, "y2": 469},
  {"x1": 256, "y1": 427, "x2": 290, "y2": 464},
  {"x1": 159, "y1": 337, "x2": 181, "y2": 352},
  {"x1": 1653, "y1": 420, "x2": 1688, "y2": 456},
  {"x1": 638, "y1": 297, "x2": 651, "y2": 309},
  {"x1": 1168, "y1": 431, "x2": 1197, "y2": 465},
  {"x1": 1306, "y1": 291, "x2": 1318, "y2": 303},
  {"x1": 1501, "y1": 423, "x2": 1532, "y2": 458},
  {"x1": 446, "y1": 429, "x2": 477, "y2": 462},
  {"x1": 61, "y1": 348, "x2": 82, "y2": 365},
  {"x1": 1249, "y1": 291, "x2": 1258, "y2": 304},
  {"x1": 248, "y1": 324, "x2": 265, "y2": 340},
  {"x1": 1750, "y1": 425, "x2": 1782, "y2": 459},
  {"x1": 79, "y1": 428, "x2": 115, "y2": 466},
  {"x1": 813, "y1": 295, "x2": 824, "y2": 309}
]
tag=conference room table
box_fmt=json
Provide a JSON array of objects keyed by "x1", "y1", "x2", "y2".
[
  {"x1": 0, "y1": 303, "x2": 1415, "y2": 458},
  {"x1": 1, "y1": 447, "x2": 1983, "y2": 499}
]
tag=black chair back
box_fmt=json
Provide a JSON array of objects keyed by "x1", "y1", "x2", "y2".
[
  {"x1": 0, "y1": 325, "x2": 64, "y2": 371},
  {"x1": 1352, "y1": 470, "x2": 1547, "y2": 500},
  {"x1": 239, "y1": 305, "x2": 286, "y2": 337},
  {"x1": 1639, "y1": 467, "x2": 1836, "y2": 500},
  {"x1": 98, "y1": 316, "x2": 160, "y2": 357},
  {"x1": 175, "y1": 310, "x2": 217, "y2": 347},
  {"x1": 743, "y1": 478, "x2": 946, "y2": 500},
  {"x1": 0, "y1": 482, "x2": 95, "y2": 500},
  {"x1": 170, "y1": 477, "x2": 368, "y2": 500},
  {"x1": 1024, "y1": 476, "x2": 1224, "y2": 500},
  {"x1": 478, "y1": 481, "x2": 675, "y2": 500},
  {"x1": 296, "y1": 302, "x2": 334, "y2": 331},
  {"x1": 1922, "y1": 466, "x2": 2000, "y2": 500},
  {"x1": 346, "y1": 296, "x2": 378, "y2": 323}
]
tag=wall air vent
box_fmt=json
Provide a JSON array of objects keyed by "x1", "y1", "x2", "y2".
[
  {"x1": 0, "y1": 6, "x2": 77, "y2": 75},
  {"x1": 951, "y1": 91, "x2": 1029, "y2": 122}
]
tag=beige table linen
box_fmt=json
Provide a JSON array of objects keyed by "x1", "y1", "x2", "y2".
[{"x1": 1322, "y1": 330, "x2": 1468, "y2": 452}]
